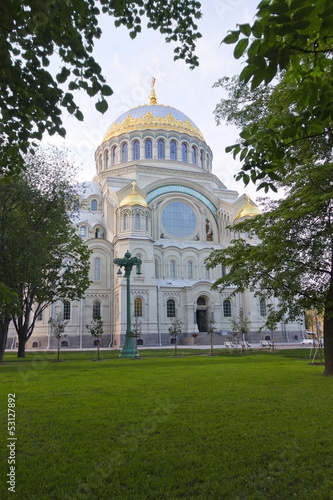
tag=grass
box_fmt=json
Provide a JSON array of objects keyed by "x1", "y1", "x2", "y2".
[{"x1": 1, "y1": 349, "x2": 333, "y2": 499}]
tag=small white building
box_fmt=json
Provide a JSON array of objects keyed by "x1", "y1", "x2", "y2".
[{"x1": 14, "y1": 88, "x2": 303, "y2": 349}]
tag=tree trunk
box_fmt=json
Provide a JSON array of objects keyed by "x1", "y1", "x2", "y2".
[
  {"x1": 323, "y1": 279, "x2": 333, "y2": 376},
  {"x1": 0, "y1": 319, "x2": 11, "y2": 362},
  {"x1": 17, "y1": 334, "x2": 26, "y2": 358}
]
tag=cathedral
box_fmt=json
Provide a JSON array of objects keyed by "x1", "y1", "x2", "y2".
[{"x1": 14, "y1": 83, "x2": 302, "y2": 349}]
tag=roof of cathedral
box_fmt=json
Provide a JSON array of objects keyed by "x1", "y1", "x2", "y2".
[
  {"x1": 235, "y1": 195, "x2": 261, "y2": 219},
  {"x1": 119, "y1": 181, "x2": 148, "y2": 208},
  {"x1": 101, "y1": 80, "x2": 205, "y2": 143}
]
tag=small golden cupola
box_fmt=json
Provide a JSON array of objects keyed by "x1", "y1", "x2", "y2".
[
  {"x1": 119, "y1": 181, "x2": 148, "y2": 208},
  {"x1": 236, "y1": 195, "x2": 261, "y2": 220}
]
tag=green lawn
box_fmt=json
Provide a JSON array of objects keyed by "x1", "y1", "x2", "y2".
[{"x1": 1, "y1": 349, "x2": 332, "y2": 500}]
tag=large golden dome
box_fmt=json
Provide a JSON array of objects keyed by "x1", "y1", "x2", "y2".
[{"x1": 101, "y1": 85, "x2": 205, "y2": 144}]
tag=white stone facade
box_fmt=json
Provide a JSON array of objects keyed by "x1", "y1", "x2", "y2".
[{"x1": 8, "y1": 98, "x2": 303, "y2": 350}]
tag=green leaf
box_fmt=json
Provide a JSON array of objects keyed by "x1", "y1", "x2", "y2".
[
  {"x1": 233, "y1": 38, "x2": 249, "y2": 59},
  {"x1": 238, "y1": 24, "x2": 251, "y2": 36},
  {"x1": 222, "y1": 31, "x2": 240, "y2": 45},
  {"x1": 95, "y1": 99, "x2": 108, "y2": 114}
]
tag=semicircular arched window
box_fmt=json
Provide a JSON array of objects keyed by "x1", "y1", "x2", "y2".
[
  {"x1": 191, "y1": 146, "x2": 197, "y2": 165},
  {"x1": 134, "y1": 297, "x2": 142, "y2": 317},
  {"x1": 170, "y1": 140, "x2": 177, "y2": 160},
  {"x1": 122, "y1": 143, "x2": 128, "y2": 162},
  {"x1": 112, "y1": 146, "x2": 118, "y2": 165},
  {"x1": 223, "y1": 300, "x2": 231, "y2": 317},
  {"x1": 181, "y1": 143, "x2": 188, "y2": 162},
  {"x1": 91, "y1": 199, "x2": 98, "y2": 211},
  {"x1": 167, "y1": 299, "x2": 176, "y2": 318},
  {"x1": 93, "y1": 300, "x2": 101, "y2": 319},
  {"x1": 145, "y1": 139, "x2": 152, "y2": 159},
  {"x1": 158, "y1": 139, "x2": 165, "y2": 159},
  {"x1": 133, "y1": 140, "x2": 140, "y2": 160}
]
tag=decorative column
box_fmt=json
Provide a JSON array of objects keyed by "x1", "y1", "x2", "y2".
[{"x1": 113, "y1": 250, "x2": 142, "y2": 358}]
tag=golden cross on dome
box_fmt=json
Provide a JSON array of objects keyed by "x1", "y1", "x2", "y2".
[{"x1": 149, "y1": 77, "x2": 157, "y2": 105}]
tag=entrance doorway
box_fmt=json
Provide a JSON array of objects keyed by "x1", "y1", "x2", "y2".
[
  {"x1": 196, "y1": 296, "x2": 208, "y2": 332},
  {"x1": 196, "y1": 309, "x2": 208, "y2": 332}
]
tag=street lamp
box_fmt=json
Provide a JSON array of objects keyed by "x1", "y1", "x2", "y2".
[{"x1": 114, "y1": 250, "x2": 142, "y2": 358}]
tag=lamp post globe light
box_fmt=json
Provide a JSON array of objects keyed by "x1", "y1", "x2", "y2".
[{"x1": 113, "y1": 250, "x2": 142, "y2": 358}]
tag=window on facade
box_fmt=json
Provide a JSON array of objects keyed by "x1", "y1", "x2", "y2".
[
  {"x1": 205, "y1": 267, "x2": 210, "y2": 280},
  {"x1": 181, "y1": 143, "x2": 188, "y2": 162},
  {"x1": 170, "y1": 140, "x2": 177, "y2": 160},
  {"x1": 223, "y1": 300, "x2": 231, "y2": 317},
  {"x1": 145, "y1": 139, "x2": 152, "y2": 159},
  {"x1": 91, "y1": 199, "x2": 98, "y2": 211},
  {"x1": 158, "y1": 139, "x2": 165, "y2": 159},
  {"x1": 94, "y1": 257, "x2": 101, "y2": 281},
  {"x1": 112, "y1": 146, "x2": 118, "y2": 165},
  {"x1": 206, "y1": 153, "x2": 210, "y2": 169},
  {"x1": 79, "y1": 225, "x2": 87, "y2": 238},
  {"x1": 122, "y1": 143, "x2": 128, "y2": 162},
  {"x1": 95, "y1": 228, "x2": 101, "y2": 238},
  {"x1": 135, "y1": 213, "x2": 140, "y2": 230},
  {"x1": 167, "y1": 299, "x2": 176, "y2": 317},
  {"x1": 134, "y1": 297, "x2": 143, "y2": 317},
  {"x1": 133, "y1": 140, "x2": 140, "y2": 160},
  {"x1": 155, "y1": 259, "x2": 159, "y2": 278},
  {"x1": 99, "y1": 155, "x2": 102, "y2": 171},
  {"x1": 145, "y1": 214, "x2": 149, "y2": 232},
  {"x1": 37, "y1": 310, "x2": 42, "y2": 321},
  {"x1": 93, "y1": 300, "x2": 101, "y2": 319},
  {"x1": 221, "y1": 263, "x2": 227, "y2": 277},
  {"x1": 188, "y1": 261, "x2": 193, "y2": 279},
  {"x1": 63, "y1": 301, "x2": 71, "y2": 320},
  {"x1": 104, "y1": 150, "x2": 109, "y2": 168},
  {"x1": 170, "y1": 260, "x2": 176, "y2": 279},
  {"x1": 192, "y1": 146, "x2": 197, "y2": 165},
  {"x1": 260, "y1": 299, "x2": 267, "y2": 317}
]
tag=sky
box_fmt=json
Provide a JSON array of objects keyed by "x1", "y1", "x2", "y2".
[{"x1": 45, "y1": 0, "x2": 263, "y2": 201}]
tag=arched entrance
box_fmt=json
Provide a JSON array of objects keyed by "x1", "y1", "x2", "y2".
[{"x1": 196, "y1": 296, "x2": 208, "y2": 332}]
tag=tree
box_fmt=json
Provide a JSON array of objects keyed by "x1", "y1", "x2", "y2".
[
  {"x1": 0, "y1": 0, "x2": 202, "y2": 178},
  {"x1": 0, "y1": 146, "x2": 91, "y2": 360},
  {"x1": 132, "y1": 316, "x2": 142, "y2": 348},
  {"x1": 207, "y1": 319, "x2": 216, "y2": 355},
  {"x1": 86, "y1": 315, "x2": 104, "y2": 361},
  {"x1": 49, "y1": 313, "x2": 68, "y2": 362},
  {"x1": 221, "y1": 0, "x2": 333, "y2": 191},
  {"x1": 168, "y1": 318, "x2": 182, "y2": 357},
  {"x1": 230, "y1": 308, "x2": 251, "y2": 351}
]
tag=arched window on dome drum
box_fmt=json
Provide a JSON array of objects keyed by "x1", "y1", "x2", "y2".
[
  {"x1": 91, "y1": 199, "x2": 98, "y2": 211},
  {"x1": 223, "y1": 299, "x2": 231, "y2": 317},
  {"x1": 145, "y1": 139, "x2": 152, "y2": 159},
  {"x1": 167, "y1": 299, "x2": 176, "y2": 318},
  {"x1": 93, "y1": 300, "x2": 101, "y2": 319},
  {"x1": 122, "y1": 143, "x2": 128, "y2": 162},
  {"x1": 188, "y1": 260, "x2": 193, "y2": 279},
  {"x1": 206, "y1": 153, "x2": 210, "y2": 170},
  {"x1": 94, "y1": 257, "x2": 101, "y2": 281},
  {"x1": 181, "y1": 143, "x2": 188, "y2": 162},
  {"x1": 123, "y1": 214, "x2": 128, "y2": 231},
  {"x1": 170, "y1": 260, "x2": 176, "y2": 279},
  {"x1": 134, "y1": 297, "x2": 142, "y2": 317},
  {"x1": 99, "y1": 154, "x2": 102, "y2": 172},
  {"x1": 170, "y1": 140, "x2": 177, "y2": 160},
  {"x1": 104, "y1": 150, "x2": 109, "y2": 169},
  {"x1": 145, "y1": 214, "x2": 149, "y2": 232},
  {"x1": 135, "y1": 213, "x2": 140, "y2": 230},
  {"x1": 191, "y1": 146, "x2": 197, "y2": 165},
  {"x1": 200, "y1": 150, "x2": 205, "y2": 169},
  {"x1": 158, "y1": 140, "x2": 165, "y2": 159},
  {"x1": 133, "y1": 140, "x2": 140, "y2": 160},
  {"x1": 112, "y1": 146, "x2": 118, "y2": 165}
]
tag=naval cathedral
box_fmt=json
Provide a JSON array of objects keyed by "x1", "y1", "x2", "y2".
[{"x1": 14, "y1": 84, "x2": 302, "y2": 349}]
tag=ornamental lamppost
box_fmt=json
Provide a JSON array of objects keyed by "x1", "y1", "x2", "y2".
[{"x1": 114, "y1": 250, "x2": 142, "y2": 358}]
